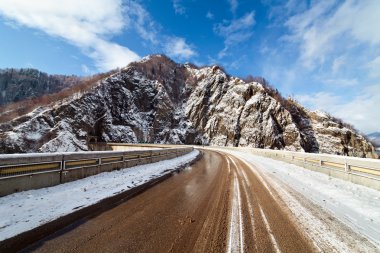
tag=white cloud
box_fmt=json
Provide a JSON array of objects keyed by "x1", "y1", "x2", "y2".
[
  {"x1": 259, "y1": 0, "x2": 380, "y2": 136},
  {"x1": 214, "y1": 12, "x2": 255, "y2": 44},
  {"x1": 81, "y1": 64, "x2": 90, "y2": 74},
  {"x1": 214, "y1": 12, "x2": 255, "y2": 58},
  {"x1": 296, "y1": 85, "x2": 380, "y2": 133},
  {"x1": 266, "y1": 0, "x2": 307, "y2": 25},
  {"x1": 217, "y1": 48, "x2": 229, "y2": 59},
  {"x1": 127, "y1": 1, "x2": 158, "y2": 44},
  {"x1": 324, "y1": 78, "x2": 358, "y2": 87},
  {"x1": 88, "y1": 39, "x2": 141, "y2": 71},
  {"x1": 367, "y1": 56, "x2": 380, "y2": 78},
  {"x1": 331, "y1": 55, "x2": 346, "y2": 74},
  {"x1": 285, "y1": 0, "x2": 380, "y2": 69},
  {"x1": 0, "y1": 0, "x2": 141, "y2": 71},
  {"x1": 172, "y1": 0, "x2": 186, "y2": 15},
  {"x1": 296, "y1": 92, "x2": 340, "y2": 112},
  {"x1": 164, "y1": 37, "x2": 197, "y2": 59},
  {"x1": 206, "y1": 11, "x2": 214, "y2": 20},
  {"x1": 228, "y1": 0, "x2": 238, "y2": 15}
]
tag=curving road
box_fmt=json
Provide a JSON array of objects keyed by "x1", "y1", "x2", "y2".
[{"x1": 25, "y1": 149, "x2": 320, "y2": 252}]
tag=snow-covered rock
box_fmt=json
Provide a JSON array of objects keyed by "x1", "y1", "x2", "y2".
[{"x1": 0, "y1": 55, "x2": 377, "y2": 158}]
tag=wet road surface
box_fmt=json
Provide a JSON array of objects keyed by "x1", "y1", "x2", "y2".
[{"x1": 27, "y1": 150, "x2": 316, "y2": 252}]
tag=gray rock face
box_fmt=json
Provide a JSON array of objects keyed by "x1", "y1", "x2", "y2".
[
  {"x1": 0, "y1": 55, "x2": 377, "y2": 158},
  {"x1": 186, "y1": 66, "x2": 302, "y2": 150}
]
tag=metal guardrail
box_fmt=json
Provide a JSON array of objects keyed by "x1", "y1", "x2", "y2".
[
  {"x1": 0, "y1": 148, "x2": 191, "y2": 179},
  {"x1": 211, "y1": 146, "x2": 380, "y2": 190},
  {"x1": 219, "y1": 147, "x2": 380, "y2": 188},
  {"x1": 0, "y1": 147, "x2": 193, "y2": 196},
  {"x1": 248, "y1": 149, "x2": 380, "y2": 181},
  {"x1": 0, "y1": 161, "x2": 62, "y2": 178}
]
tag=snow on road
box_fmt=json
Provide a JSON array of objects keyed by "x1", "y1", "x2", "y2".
[
  {"x1": 223, "y1": 149, "x2": 380, "y2": 250},
  {"x1": 0, "y1": 150, "x2": 199, "y2": 241}
]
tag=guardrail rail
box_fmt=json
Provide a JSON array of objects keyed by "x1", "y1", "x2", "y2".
[
  {"x1": 220, "y1": 147, "x2": 380, "y2": 191},
  {"x1": 0, "y1": 147, "x2": 193, "y2": 197}
]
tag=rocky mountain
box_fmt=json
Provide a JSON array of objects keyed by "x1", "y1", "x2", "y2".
[
  {"x1": 0, "y1": 55, "x2": 377, "y2": 158},
  {"x1": 0, "y1": 68, "x2": 81, "y2": 106},
  {"x1": 367, "y1": 132, "x2": 380, "y2": 147}
]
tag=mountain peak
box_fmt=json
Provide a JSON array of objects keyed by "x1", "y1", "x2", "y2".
[{"x1": 0, "y1": 56, "x2": 377, "y2": 158}]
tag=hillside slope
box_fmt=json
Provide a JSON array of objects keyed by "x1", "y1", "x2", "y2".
[
  {"x1": 367, "y1": 132, "x2": 380, "y2": 147},
  {"x1": 0, "y1": 68, "x2": 81, "y2": 106},
  {"x1": 0, "y1": 55, "x2": 377, "y2": 158}
]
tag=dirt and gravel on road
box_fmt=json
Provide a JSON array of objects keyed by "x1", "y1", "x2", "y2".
[{"x1": 23, "y1": 150, "x2": 319, "y2": 253}]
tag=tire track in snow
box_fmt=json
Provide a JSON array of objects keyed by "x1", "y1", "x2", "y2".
[
  {"x1": 228, "y1": 155, "x2": 257, "y2": 252},
  {"x1": 220, "y1": 149, "x2": 316, "y2": 253},
  {"x1": 258, "y1": 205, "x2": 281, "y2": 253},
  {"x1": 226, "y1": 159, "x2": 244, "y2": 253}
]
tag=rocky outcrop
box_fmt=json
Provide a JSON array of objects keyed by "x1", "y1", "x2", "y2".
[
  {"x1": 185, "y1": 65, "x2": 377, "y2": 158},
  {"x1": 186, "y1": 66, "x2": 302, "y2": 150},
  {"x1": 0, "y1": 55, "x2": 377, "y2": 158},
  {"x1": 307, "y1": 111, "x2": 376, "y2": 157}
]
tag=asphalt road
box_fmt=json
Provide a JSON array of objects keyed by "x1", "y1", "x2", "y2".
[{"x1": 27, "y1": 150, "x2": 316, "y2": 253}]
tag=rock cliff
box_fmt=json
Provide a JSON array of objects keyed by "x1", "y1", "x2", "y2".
[{"x1": 0, "y1": 55, "x2": 377, "y2": 158}]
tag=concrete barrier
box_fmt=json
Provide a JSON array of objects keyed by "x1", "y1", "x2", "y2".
[
  {"x1": 213, "y1": 146, "x2": 380, "y2": 191},
  {"x1": 0, "y1": 147, "x2": 193, "y2": 196}
]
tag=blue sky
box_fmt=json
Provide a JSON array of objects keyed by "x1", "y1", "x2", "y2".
[{"x1": 0, "y1": 0, "x2": 379, "y2": 134}]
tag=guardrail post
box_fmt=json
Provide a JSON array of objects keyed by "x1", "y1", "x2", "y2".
[
  {"x1": 98, "y1": 157, "x2": 102, "y2": 174},
  {"x1": 345, "y1": 162, "x2": 351, "y2": 173},
  {"x1": 59, "y1": 156, "x2": 65, "y2": 184}
]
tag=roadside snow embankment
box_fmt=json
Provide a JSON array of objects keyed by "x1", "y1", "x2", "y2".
[
  {"x1": 0, "y1": 150, "x2": 199, "y2": 241},
  {"x1": 220, "y1": 149, "x2": 380, "y2": 250}
]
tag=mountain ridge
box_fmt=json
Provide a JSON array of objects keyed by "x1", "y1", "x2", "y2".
[
  {"x1": 367, "y1": 132, "x2": 380, "y2": 147},
  {"x1": 0, "y1": 55, "x2": 377, "y2": 158},
  {"x1": 0, "y1": 68, "x2": 81, "y2": 106}
]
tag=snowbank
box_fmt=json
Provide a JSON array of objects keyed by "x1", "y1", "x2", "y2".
[{"x1": 0, "y1": 150, "x2": 199, "y2": 241}]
